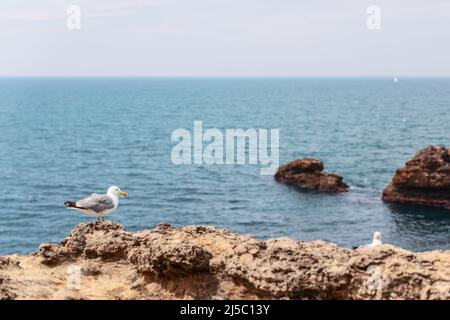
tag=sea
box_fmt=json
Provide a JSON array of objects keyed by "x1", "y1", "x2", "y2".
[{"x1": 1, "y1": 77, "x2": 450, "y2": 255}]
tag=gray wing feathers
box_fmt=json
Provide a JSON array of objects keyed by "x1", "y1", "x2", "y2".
[{"x1": 76, "y1": 194, "x2": 114, "y2": 213}]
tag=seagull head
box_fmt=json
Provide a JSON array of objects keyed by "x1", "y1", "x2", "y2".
[
  {"x1": 107, "y1": 186, "x2": 128, "y2": 198},
  {"x1": 373, "y1": 231, "x2": 382, "y2": 242}
]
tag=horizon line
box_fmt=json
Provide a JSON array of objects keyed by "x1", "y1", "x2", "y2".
[{"x1": 1, "y1": 75, "x2": 450, "y2": 79}]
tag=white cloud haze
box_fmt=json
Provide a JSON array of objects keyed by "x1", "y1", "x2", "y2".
[{"x1": 0, "y1": 0, "x2": 449, "y2": 76}]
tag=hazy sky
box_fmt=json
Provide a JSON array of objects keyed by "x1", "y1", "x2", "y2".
[{"x1": 1, "y1": 0, "x2": 449, "y2": 76}]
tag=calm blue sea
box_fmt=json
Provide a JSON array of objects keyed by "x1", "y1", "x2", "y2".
[{"x1": 1, "y1": 78, "x2": 450, "y2": 255}]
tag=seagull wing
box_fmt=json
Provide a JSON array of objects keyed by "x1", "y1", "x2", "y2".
[{"x1": 76, "y1": 194, "x2": 114, "y2": 213}]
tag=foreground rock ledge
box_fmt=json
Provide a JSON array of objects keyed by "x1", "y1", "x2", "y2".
[
  {"x1": 275, "y1": 158, "x2": 349, "y2": 192},
  {"x1": 383, "y1": 146, "x2": 450, "y2": 209},
  {"x1": 1, "y1": 221, "x2": 450, "y2": 300}
]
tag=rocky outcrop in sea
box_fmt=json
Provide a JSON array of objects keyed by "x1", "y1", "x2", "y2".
[
  {"x1": 383, "y1": 146, "x2": 450, "y2": 209},
  {"x1": 1, "y1": 221, "x2": 450, "y2": 300},
  {"x1": 275, "y1": 158, "x2": 349, "y2": 192}
]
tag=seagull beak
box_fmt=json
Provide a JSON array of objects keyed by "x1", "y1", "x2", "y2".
[{"x1": 120, "y1": 191, "x2": 128, "y2": 197}]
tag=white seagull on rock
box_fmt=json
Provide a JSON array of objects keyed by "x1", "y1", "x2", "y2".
[
  {"x1": 369, "y1": 231, "x2": 382, "y2": 247},
  {"x1": 353, "y1": 231, "x2": 382, "y2": 249},
  {"x1": 64, "y1": 186, "x2": 128, "y2": 221}
]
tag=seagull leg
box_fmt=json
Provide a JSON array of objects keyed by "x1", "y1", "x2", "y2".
[
  {"x1": 97, "y1": 216, "x2": 100, "y2": 222},
  {"x1": 102, "y1": 216, "x2": 104, "y2": 222}
]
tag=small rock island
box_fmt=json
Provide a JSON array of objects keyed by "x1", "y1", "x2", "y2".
[
  {"x1": 383, "y1": 146, "x2": 450, "y2": 209},
  {"x1": 275, "y1": 158, "x2": 349, "y2": 193}
]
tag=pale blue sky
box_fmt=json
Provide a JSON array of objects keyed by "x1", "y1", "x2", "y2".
[{"x1": 1, "y1": 0, "x2": 449, "y2": 76}]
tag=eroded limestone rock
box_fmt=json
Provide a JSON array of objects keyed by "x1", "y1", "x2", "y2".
[{"x1": 275, "y1": 158, "x2": 349, "y2": 192}]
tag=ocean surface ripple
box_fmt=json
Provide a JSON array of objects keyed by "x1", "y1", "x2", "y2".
[{"x1": 1, "y1": 78, "x2": 450, "y2": 254}]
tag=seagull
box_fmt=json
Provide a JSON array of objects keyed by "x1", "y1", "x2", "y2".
[
  {"x1": 64, "y1": 186, "x2": 128, "y2": 221},
  {"x1": 370, "y1": 231, "x2": 382, "y2": 246},
  {"x1": 352, "y1": 231, "x2": 382, "y2": 249}
]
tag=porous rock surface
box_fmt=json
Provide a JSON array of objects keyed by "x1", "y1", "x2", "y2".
[
  {"x1": 1, "y1": 221, "x2": 450, "y2": 300},
  {"x1": 383, "y1": 146, "x2": 450, "y2": 209}
]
